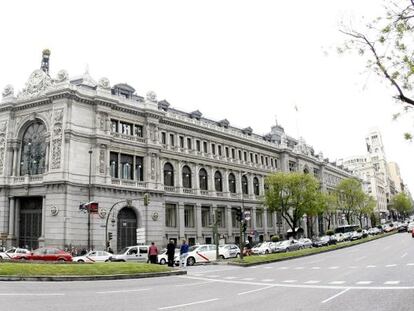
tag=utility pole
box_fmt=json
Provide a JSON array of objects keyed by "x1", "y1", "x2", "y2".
[
  {"x1": 214, "y1": 209, "x2": 219, "y2": 260},
  {"x1": 87, "y1": 149, "x2": 92, "y2": 250}
]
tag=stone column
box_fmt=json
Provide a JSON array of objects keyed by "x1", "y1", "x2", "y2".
[
  {"x1": 273, "y1": 212, "x2": 278, "y2": 236},
  {"x1": 236, "y1": 171, "x2": 242, "y2": 194},
  {"x1": 194, "y1": 164, "x2": 200, "y2": 195},
  {"x1": 12, "y1": 147, "x2": 18, "y2": 176},
  {"x1": 195, "y1": 203, "x2": 202, "y2": 241},
  {"x1": 209, "y1": 166, "x2": 215, "y2": 192},
  {"x1": 7, "y1": 197, "x2": 15, "y2": 238},
  {"x1": 280, "y1": 152, "x2": 288, "y2": 172},
  {"x1": 38, "y1": 196, "x2": 46, "y2": 247},
  {"x1": 263, "y1": 208, "x2": 268, "y2": 239},
  {"x1": 177, "y1": 162, "x2": 182, "y2": 193},
  {"x1": 251, "y1": 206, "x2": 257, "y2": 232},
  {"x1": 178, "y1": 202, "x2": 185, "y2": 239},
  {"x1": 14, "y1": 199, "x2": 20, "y2": 244},
  {"x1": 248, "y1": 173, "x2": 254, "y2": 199},
  {"x1": 226, "y1": 205, "x2": 232, "y2": 238},
  {"x1": 223, "y1": 170, "x2": 229, "y2": 196}
]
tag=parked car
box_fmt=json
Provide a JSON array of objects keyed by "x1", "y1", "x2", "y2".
[
  {"x1": 251, "y1": 242, "x2": 274, "y2": 255},
  {"x1": 219, "y1": 244, "x2": 241, "y2": 259},
  {"x1": 157, "y1": 248, "x2": 180, "y2": 265},
  {"x1": 398, "y1": 223, "x2": 408, "y2": 232},
  {"x1": 313, "y1": 236, "x2": 336, "y2": 247},
  {"x1": 407, "y1": 222, "x2": 414, "y2": 233},
  {"x1": 333, "y1": 233, "x2": 345, "y2": 242},
  {"x1": 73, "y1": 250, "x2": 112, "y2": 263},
  {"x1": 412, "y1": 228, "x2": 414, "y2": 238},
  {"x1": 274, "y1": 240, "x2": 301, "y2": 252},
  {"x1": 350, "y1": 231, "x2": 363, "y2": 240},
  {"x1": 110, "y1": 245, "x2": 150, "y2": 262},
  {"x1": 20, "y1": 247, "x2": 72, "y2": 262},
  {"x1": 298, "y1": 238, "x2": 313, "y2": 249},
  {"x1": 0, "y1": 247, "x2": 30, "y2": 260},
  {"x1": 186, "y1": 244, "x2": 217, "y2": 266}
]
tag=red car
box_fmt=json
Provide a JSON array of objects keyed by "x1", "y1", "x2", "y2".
[
  {"x1": 17, "y1": 247, "x2": 73, "y2": 262},
  {"x1": 412, "y1": 228, "x2": 414, "y2": 238}
]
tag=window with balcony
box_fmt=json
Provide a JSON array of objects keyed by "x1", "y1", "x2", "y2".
[
  {"x1": 256, "y1": 209, "x2": 263, "y2": 228},
  {"x1": 179, "y1": 136, "x2": 184, "y2": 148},
  {"x1": 203, "y1": 141, "x2": 208, "y2": 153},
  {"x1": 111, "y1": 120, "x2": 118, "y2": 133},
  {"x1": 289, "y1": 161, "x2": 296, "y2": 172},
  {"x1": 242, "y1": 175, "x2": 248, "y2": 194},
  {"x1": 232, "y1": 148, "x2": 235, "y2": 159},
  {"x1": 196, "y1": 140, "x2": 201, "y2": 152},
  {"x1": 187, "y1": 138, "x2": 192, "y2": 150},
  {"x1": 170, "y1": 134, "x2": 175, "y2": 146},
  {"x1": 202, "y1": 206, "x2": 211, "y2": 227},
  {"x1": 218, "y1": 145, "x2": 222, "y2": 156},
  {"x1": 161, "y1": 132, "x2": 166, "y2": 144},
  {"x1": 121, "y1": 154, "x2": 133, "y2": 179},
  {"x1": 199, "y1": 168, "x2": 208, "y2": 191},
  {"x1": 212, "y1": 144, "x2": 216, "y2": 155},
  {"x1": 238, "y1": 150, "x2": 242, "y2": 160},
  {"x1": 271, "y1": 158, "x2": 274, "y2": 167},
  {"x1": 228, "y1": 173, "x2": 236, "y2": 193},
  {"x1": 182, "y1": 165, "x2": 192, "y2": 188},
  {"x1": 214, "y1": 171, "x2": 223, "y2": 192},
  {"x1": 135, "y1": 156, "x2": 144, "y2": 181},
  {"x1": 134, "y1": 125, "x2": 143, "y2": 137},
  {"x1": 165, "y1": 203, "x2": 177, "y2": 227},
  {"x1": 110, "y1": 152, "x2": 118, "y2": 178},
  {"x1": 164, "y1": 163, "x2": 174, "y2": 186},
  {"x1": 244, "y1": 152, "x2": 247, "y2": 161},
  {"x1": 216, "y1": 207, "x2": 225, "y2": 228},
  {"x1": 253, "y1": 177, "x2": 260, "y2": 195},
  {"x1": 184, "y1": 205, "x2": 195, "y2": 228},
  {"x1": 225, "y1": 147, "x2": 229, "y2": 158},
  {"x1": 20, "y1": 121, "x2": 47, "y2": 176},
  {"x1": 120, "y1": 122, "x2": 133, "y2": 135}
]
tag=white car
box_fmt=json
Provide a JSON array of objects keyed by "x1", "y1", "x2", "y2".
[
  {"x1": 251, "y1": 242, "x2": 274, "y2": 255},
  {"x1": 333, "y1": 233, "x2": 345, "y2": 242},
  {"x1": 298, "y1": 238, "x2": 313, "y2": 248},
  {"x1": 157, "y1": 248, "x2": 180, "y2": 265},
  {"x1": 186, "y1": 244, "x2": 217, "y2": 266},
  {"x1": 0, "y1": 248, "x2": 30, "y2": 260},
  {"x1": 73, "y1": 250, "x2": 113, "y2": 263},
  {"x1": 110, "y1": 245, "x2": 150, "y2": 262},
  {"x1": 219, "y1": 244, "x2": 240, "y2": 259},
  {"x1": 407, "y1": 222, "x2": 414, "y2": 232}
]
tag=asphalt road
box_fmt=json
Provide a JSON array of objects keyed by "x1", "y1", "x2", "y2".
[{"x1": 1, "y1": 233, "x2": 414, "y2": 311}]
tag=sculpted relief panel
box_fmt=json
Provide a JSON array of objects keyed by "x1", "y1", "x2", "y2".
[
  {"x1": 51, "y1": 109, "x2": 64, "y2": 169},
  {"x1": 0, "y1": 121, "x2": 7, "y2": 175}
]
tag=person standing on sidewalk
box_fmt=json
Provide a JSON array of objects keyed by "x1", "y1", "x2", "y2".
[
  {"x1": 180, "y1": 239, "x2": 189, "y2": 268},
  {"x1": 166, "y1": 240, "x2": 176, "y2": 267},
  {"x1": 148, "y1": 242, "x2": 158, "y2": 264}
]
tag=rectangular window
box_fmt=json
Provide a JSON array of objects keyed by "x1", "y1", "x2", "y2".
[
  {"x1": 196, "y1": 140, "x2": 201, "y2": 151},
  {"x1": 250, "y1": 153, "x2": 253, "y2": 162},
  {"x1": 202, "y1": 206, "x2": 211, "y2": 227},
  {"x1": 179, "y1": 136, "x2": 184, "y2": 148},
  {"x1": 267, "y1": 210, "x2": 273, "y2": 227},
  {"x1": 256, "y1": 210, "x2": 263, "y2": 228},
  {"x1": 134, "y1": 125, "x2": 143, "y2": 137},
  {"x1": 212, "y1": 143, "x2": 216, "y2": 155},
  {"x1": 265, "y1": 157, "x2": 269, "y2": 166},
  {"x1": 274, "y1": 159, "x2": 278, "y2": 168},
  {"x1": 187, "y1": 138, "x2": 192, "y2": 150},
  {"x1": 161, "y1": 132, "x2": 166, "y2": 144},
  {"x1": 225, "y1": 147, "x2": 229, "y2": 158},
  {"x1": 217, "y1": 207, "x2": 225, "y2": 228},
  {"x1": 170, "y1": 134, "x2": 175, "y2": 146},
  {"x1": 244, "y1": 151, "x2": 247, "y2": 161},
  {"x1": 120, "y1": 154, "x2": 133, "y2": 180},
  {"x1": 238, "y1": 150, "x2": 242, "y2": 160},
  {"x1": 232, "y1": 208, "x2": 240, "y2": 228},
  {"x1": 232, "y1": 148, "x2": 235, "y2": 159},
  {"x1": 271, "y1": 158, "x2": 274, "y2": 167},
  {"x1": 203, "y1": 141, "x2": 208, "y2": 153},
  {"x1": 135, "y1": 156, "x2": 144, "y2": 181},
  {"x1": 165, "y1": 204, "x2": 177, "y2": 227},
  {"x1": 184, "y1": 205, "x2": 195, "y2": 228},
  {"x1": 111, "y1": 120, "x2": 118, "y2": 133},
  {"x1": 120, "y1": 122, "x2": 133, "y2": 135},
  {"x1": 218, "y1": 145, "x2": 222, "y2": 156},
  {"x1": 289, "y1": 161, "x2": 296, "y2": 172},
  {"x1": 110, "y1": 152, "x2": 118, "y2": 178},
  {"x1": 261, "y1": 156, "x2": 264, "y2": 165},
  {"x1": 255, "y1": 154, "x2": 258, "y2": 163}
]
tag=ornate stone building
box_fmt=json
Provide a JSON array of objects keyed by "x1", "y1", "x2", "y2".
[{"x1": 0, "y1": 52, "x2": 354, "y2": 251}]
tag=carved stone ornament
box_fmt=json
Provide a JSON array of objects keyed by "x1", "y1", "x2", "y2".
[
  {"x1": 51, "y1": 109, "x2": 64, "y2": 169},
  {"x1": 151, "y1": 212, "x2": 159, "y2": 221},
  {"x1": 2, "y1": 84, "x2": 14, "y2": 98},
  {"x1": 0, "y1": 121, "x2": 7, "y2": 175},
  {"x1": 50, "y1": 205, "x2": 59, "y2": 216},
  {"x1": 55, "y1": 70, "x2": 69, "y2": 83},
  {"x1": 98, "y1": 207, "x2": 107, "y2": 219},
  {"x1": 146, "y1": 91, "x2": 157, "y2": 102},
  {"x1": 19, "y1": 69, "x2": 53, "y2": 99},
  {"x1": 98, "y1": 77, "x2": 111, "y2": 90},
  {"x1": 99, "y1": 147, "x2": 105, "y2": 174}
]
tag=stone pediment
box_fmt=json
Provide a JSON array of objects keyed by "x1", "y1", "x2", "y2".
[{"x1": 18, "y1": 69, "x2": 53, "y2": 99}]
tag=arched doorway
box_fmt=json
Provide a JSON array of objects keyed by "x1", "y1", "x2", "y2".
[
  {"x1": 117, "y1": 207, "x2": 137, "y2": 251},
  {"x1": 19, "y1": 197, "x2": 42, "y2": 250}
]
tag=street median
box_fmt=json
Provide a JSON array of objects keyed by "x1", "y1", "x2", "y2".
[
  {"x1": 229, "y1": 232, "x2": 398, "y2": 267},
  {"x1": 0, "y1": 262, "x2": 186, "y2": 281}
]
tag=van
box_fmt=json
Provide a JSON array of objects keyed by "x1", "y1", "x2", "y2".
[{"x1": 109, "y1": 245, "x2": 150, "y2": 262}]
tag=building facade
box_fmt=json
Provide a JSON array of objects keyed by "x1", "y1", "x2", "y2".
[{"x1": 0, "y1": 52, "x2": 354, "y2": 251}]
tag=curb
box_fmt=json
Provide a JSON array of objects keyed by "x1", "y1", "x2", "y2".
[
  {"x1": 0, "y1": 269, "x2": 187, "y2": 282},
  {"x1": 228, "y1": 232, "x2": 398, "y2": 267}
]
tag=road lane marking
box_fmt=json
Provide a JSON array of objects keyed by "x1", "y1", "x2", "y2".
[
  {"x1": 238, "y1": 285, "x2": 275, "y2": 296},
  {"x1": 158, "y1": 298, "x2": 219, "y2": 310},
  {"x1": 407, "y1": 263, "x2": 414, "y2": 266},
  {"x1": 264, "y1": 267, "x2": 273, "y2": 269},
  {"x1": 356, "y1": 281, "x2": 372, "y2": 285},
  {"x1": 242, "y1": 278, "x2": 255, "y2": 281},
  {"x1": 328, "y1": 266, "x2": 339, "y2": 269},
  {"x1": 366, "y1": 265, "x2": 376, "y2": 268},
  {"x1": 283, "y1": 280, "x2": 297, "y2": 283},
  {"x1": 384, "y1": 281, "x2": 400, "y2": 285},
  {"x1": 277, "y1": 267, "x2": 288, "y2": 270},
  {"x1": 96, "y1": 288, "x2": 151, "y2": 294},
  {"x1": 208, "y1": 275, "x2": 219, "y2": 278},
  {"x1": 0, "y1": 293, "x2": 65, "y2": 296},
  {"x1": 401, "y1": 253, "x2": 407, "y2": 258},
  {"x1": 329, "y1": 281, "x2": 346, "y2": 285},
  {"x1": 321, "y1": 288, "x2": 350, "y2": 304},
  {"x1": 294, "y1": 267, "x2": 304, "y2": 270},
  {"x1": 262, "y1": 279, "x2": 274, "y2": 282},
  {"x1": 224, "y1": 276, "x2": 237, "y2": 280},
  {"x1": 311, "y1": 267, "x2": 321, "y2": 270},
  {"x1": 386, "y1": 264, "x2": 397, "y2": 267},
  {"x1": 304, "y1": 280, "x2": 320, "y2": 284}
]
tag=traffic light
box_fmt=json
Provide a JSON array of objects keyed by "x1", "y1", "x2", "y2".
[
  {"x1": 108, "y1": 232, "x2": 113, "y2": 241},
  {"x1": 242, "y1": 222, "x2": 247, "y2": 233},
  {"x1": 143, "y1": 193, "x2": 150, "y2": 206}
]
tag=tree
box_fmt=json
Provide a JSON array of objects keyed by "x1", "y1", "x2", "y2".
[
  {"x1": 264, "y1": 172, "x2": 321, "y2": 238},
  {"x1": 340, "y1": 0, "x2": 414, "y2": 140},
  {"x1": 355, "y1": 194, "x2": 376, "y2": 228},
  {"x1": 391, "y1": 192, "x2": 413, "y2": 219},
  {"x1": 319, "y1": 192, "x2": 338, "y2": 230},
  {"x1": 335, "y1": 178, "x2": 365, "y2": 225}
]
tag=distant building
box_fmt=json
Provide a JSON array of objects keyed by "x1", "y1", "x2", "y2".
[{"x1": 0, "y1": 51, "x2": 354, "y2": 251}]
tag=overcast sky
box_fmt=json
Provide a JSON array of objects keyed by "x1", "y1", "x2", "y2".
[{"x1": 1, "y1": 0, "x2": 413, "y2": 191}]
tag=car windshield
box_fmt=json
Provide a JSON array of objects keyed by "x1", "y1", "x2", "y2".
[
  {"x1": 254, "y1": 243, "x2": 262, "y2": 248},
  {"x1": 188, "y1": 246, "x2": 199, "y2": 252},
  {"x1": 321, "y1": 236, "x2": 329, "y2": 241},
  {"x1": 280, "y1": 241, "x2": 290, "y2": 246},
  {"x1": 119, "y1": 248, "x2": 128, "y2": 254}
]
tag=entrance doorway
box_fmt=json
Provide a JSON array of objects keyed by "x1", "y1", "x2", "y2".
[
  {"x1": 19, "y1": 197, "x2": 42, "y2": 250},
  {"x1": 117, "y1": 207, "x2": 137, "y2": 252}
]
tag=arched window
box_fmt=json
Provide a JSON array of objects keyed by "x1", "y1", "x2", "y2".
[
  {"x1": 163, "y1": 162, "x2": 174, "y2": 186},
  {"x1": 253, "y1": 177, "x2": 260, "y2": 195},
  {"x1": 199, "y1": 168, "x2": 208, "y2": 190},
  {"x1": 20, "y1": 121, "x2": 47, "y2": 176},
  {"x1": 242, "y1": 175, "x2": 248, "y2": 194},
  {"x1": 228, "y1": 173, "x2": 236, "y2": 193},
  {"x1": 214, "y1": 171, "x2": 222, "y2": 192},
  {"x1": 303, "y1": 167, "x2": 309, "y2": 174},
  {"x1": 182, "y1": 165, "x2": 192, "y2": 188}
]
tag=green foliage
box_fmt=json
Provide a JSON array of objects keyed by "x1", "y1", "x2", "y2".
[
  {"x1": 271, "y1": 235, "x2": 280, "y2": 242},
  {"x1": 264, "y1": 172, "x2": 321, "y2": 237},
  {"x1": 357, "y1": 228, "x2": 362, "y2": 233},
  {"x1": 326, "y1": 229, "x2": 334, "y2": 236},
  {"x1": 334, "y1": 178, "x2": 366, "y2": 225},
  {"x1": 391, "y1": 192, "x2": 413, "y2": 217}
]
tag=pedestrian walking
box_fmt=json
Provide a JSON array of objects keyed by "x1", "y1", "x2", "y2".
[
  {"x1": 166, "y1": 239, "x2": 176, "y2": 267},
  {"x1": 180, "y1": 239, "x2": 189, "y2": 268},
  {"x1": 148, "y1": 242, "x2": 158, "y2": 264}
]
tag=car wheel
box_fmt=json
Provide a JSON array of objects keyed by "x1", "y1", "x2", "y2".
[
  {"x1": 286, "y1": 248, "x2": 290, "y2": 252},
  {"x1": 78, "y1": 259, "x2": 84, "y2": 263},
  {"x1": 58, "y1": 258, "x2": 66, "y2": 262},
  {"x1": 20, "y1": 257, "x2": 27, "y2": 261},
  {"x1": 159, "y1": 258, "x2": 166, "y2": 265},
  {"x1": 104, "y1": 259, "x2": 110, "y2": 262},
  {"x1": 236, "y1": 253, "x2": 240, "y2": 258},
  {"x1": 265, "y1": 250, "x2": 269, "y2": 254},
  {"x1": 219, "y1": 255, "x2": 225, "y2": 260},
  {"x1": 187, "y1": 256, "x2": 195, "y2": 266}
]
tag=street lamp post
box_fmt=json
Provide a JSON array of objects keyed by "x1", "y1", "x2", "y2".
[
  {"x1": 105, "y1": 199, "x2": 135, "y2": 251},
  {"x1": 87, "y1": 149, "x2": 92, "y2": 250}
]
